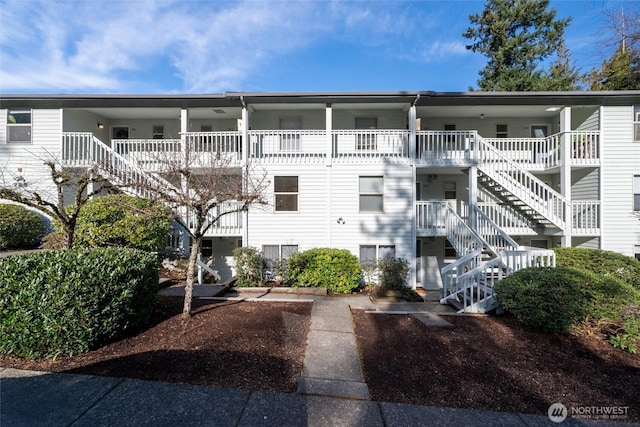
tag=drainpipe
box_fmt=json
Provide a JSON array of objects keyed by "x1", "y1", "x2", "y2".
[{"x1": 240, "y1": 96, "x2": 249, "y2": 247}]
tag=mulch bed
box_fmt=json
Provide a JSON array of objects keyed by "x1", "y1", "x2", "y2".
[
  {"x1": 0, "y1": 297, "x2": 312, "y2": 393},
  {"x1": 352, "y1": 310, "x2": 640, "y2": 421}
]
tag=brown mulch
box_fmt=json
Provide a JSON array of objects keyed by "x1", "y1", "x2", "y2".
[
  {"x1": 352, "y1": 310, "x2": 640, "y2": 421},
  {"x1": 3, "y1": 296, "x2": 639, "y2": 421},
  {"x1": 0, "y1": 297, "x2": 312, "y2": 393}
]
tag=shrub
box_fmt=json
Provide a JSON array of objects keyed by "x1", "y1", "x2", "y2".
[
  {"x1": 378, "y1": 257, "x2": 410, "y2": 290},
  {"x1": 495, "y1": 267, "x2": 590, "y2": 332},
  {"x1": 495, "y1": 266, "x2": 640, "y2": 352},
  {"x1": 74, "y1": 194, "x2": 171, "y2": 251},
  {"x1": 554, "y1": 247, "x2": 640, "y2": 290},
  {"x1": 288, "y1": 248, "x2": 361, "y2": 293},
  {"x1": 233, "y1": 247, "x2": 264, "y2": 287},
  {"x1": 0, "y1": 204, "x2": 45, "y2": 250},
  {"x1": 0, "y1": 247, "x2": 159, "y2": 359}
]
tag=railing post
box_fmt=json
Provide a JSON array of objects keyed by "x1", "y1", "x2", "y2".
[{"x1": 326, "y1": 103, "x2": 333, "y2": 166}]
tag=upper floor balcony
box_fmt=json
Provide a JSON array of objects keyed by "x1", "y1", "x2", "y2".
[{"x1": 62, "y1": 129, "x2": 600, "y2": 170}]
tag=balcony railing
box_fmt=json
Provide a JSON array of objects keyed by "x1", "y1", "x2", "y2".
[
  {"x1": 248, "y1": 130, "x2": 326, "y2": 163},
  {"x1": 415, "y1": 201, "x2": 448, "y2": 236},
  {"x1": 332, "y1": 130, "x2": 409, "y2": 163},
  {"x1": 416, "y1": 131, "x2": 476, "y2": 166},
  {"x1": 572, "y1": 200, "x2": 601, "y2": 235}
]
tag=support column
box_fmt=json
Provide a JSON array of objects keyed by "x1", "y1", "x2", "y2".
[
  {"x1": 468, "y1": 166, "x2": 478, "y2": 231},
  {"x1": 409, "y1": 104, "x2": 417, "y2": 288},
  {"x1": 241, "y1": 104, "x2": 249, "y2": 247},
  {"x1": 180, "y1": 108, "x2": 191, "y2": 253},
  {"x1": 326, "y1": 103, "x2": 333, "y2": 247},
  {"x1": 560, "y1": 107, "x2": 572, "y2": 247}
]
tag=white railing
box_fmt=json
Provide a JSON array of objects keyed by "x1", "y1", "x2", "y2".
[
  {"x1": 184, "y1": 202, "x2": 244, "y2": 237},
  {"x1": 113, "y1": 139, "x2": 181, "y2": 171},
  {"x1": 415, "y1": 201, "x2": 448, "y2": 235},
  {"x1": 444, "y1": 203, "x2": 484, "y2": 259},
  {"x1": 477, "y1": 136, "x2": 568, "y2": 229},
  {"x1": 248, "y1": 130, "x2": 326, "y2": 162},
  {"x1": 484, "y1": 134, "x2": 561, "y2": 169},
  {"x1": 472, "y1": 205, "x2": 520, "y2": 253},
  {"x1": 415, "y1": 131, "x2": 476, "y2": 165},
  {"x1": 570, "y1": 131, "x2": 600, "y2": 165},
  {"x1": 185, "y1": 132, "x2": 242, "y2": 155},
  {"x1": 572, "y1": 200, "x2": 601, "y2": 235},
  {"x1": 443, "y1": 246, "x2": 556, "y2": 313},
  {"x1": 332, "y1": 130, "x2": 409, "y2": 162},
  {"x1": 62, "y1": 133, "x2": 176, "y2": 199}
]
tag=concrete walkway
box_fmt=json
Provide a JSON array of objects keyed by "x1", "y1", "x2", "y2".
[{"x1": 2, "y1": 291, "x2": 637, "y2": 426}]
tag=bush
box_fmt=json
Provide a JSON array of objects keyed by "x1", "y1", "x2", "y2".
[
  {"x1": 288, "y1": 248, "x2": 361, "y2": 293},
  {"x1": 554, "y1": 247, "x2": 640, "y2": 290},
  {"x1": 495, "y1": 266, "x2": 640, "y2": 352},
  {"x1": 74, "y1": 194, "x2": 171, "y2": 251},
  {"x1": 378, "y1": 257, "x2": 410, "y2": 290},
  {"x1": 233, "y1": 247, "x2": 265, "y2": 287},
  {"x1": 0, "y1": 247, "x2": 159, "y2": 359},
  {"x1": 0, "y1": 204, "x2": 45, "y2": 250}
]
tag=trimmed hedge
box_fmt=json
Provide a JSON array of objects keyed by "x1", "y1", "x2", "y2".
[
  {"x1": 495, "y1": 266, "x2": 640, "y2": 352},
  {"x1": 553, "y1": 247, "x2": 640, "y2": 290},
  {"x1": 0, "y1": 248, "x2": 159, "y2": 359},
  {"x1": 0, "y1": 204, "x2": 45, "y2": 250},
  {"x1": 288, "y1": 248, "x2": 361, "y2": 293},
  {"x1": 74, "y1": 194, "x2": 171, "y2": 251}
]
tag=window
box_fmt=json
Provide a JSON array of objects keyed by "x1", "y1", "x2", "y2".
[
  {"x1": 274, "y1": 176, "x2": 298, "y2": 212},
  {"x1": 496, "y1": 124, "x2": 508, "y2": 138},
  {"x1": 444, "y1": 124, "x2": 456, "y2": 143},
  {"x1": 201, "y1": 239, "x2": 213, "y2": 257},
  {"x1": 443, "y1": 181, "x2": 456, "y2": 200},
  {"x1": 635, "y1": 245, "x2": 640, "y2": 262},
  {"x1": 263, "y1": 244, "x2": 298, "y2": 270},
  {"x1": 444, "y1": 240, "x2": 457, "y2": 258},
  {"x1": 359, "y1": 244, "x2": 396, "y2": 265},
  {"x1": 111, "y1": 126, "x2": 129, "y2": 139},
  {"x1": 152, "y1": 125, "x2": 164, "y2": 139},
  {"x1": 530, "y1": 239, "x2": 549, "y2": 249},
  {"x1": 280, "y1": 117, "x2": 301, "y2": 151},
  {"x1": 356, "y1": 117, "x2": 377, "y2": 150},
  {"x1": 634, "y1": 175, "x2": 640, "y2": 212},
  {"x1": 359, "y1": 176, "x2": 383, "y2": 212},
  {"x1": 201, "y1": 125, "x2": 212, "y2": 132},
  {"x1": 6, "y1": 110, "x2": 31, "y2": 143},
  {"x1": 634, "y1": 106, "x2": 640, "y2": 142}
]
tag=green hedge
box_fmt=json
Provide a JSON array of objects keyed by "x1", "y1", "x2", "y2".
[
  {"x1": 232, "y1": 247, "x2": 265, "y2": 287},
  {"x1": 495, "y1": 266, "x2": 640, "y2": 352},
  {"x1": 0, "y1": 248, "x2": 159, "y2": 359},
  {"x1": 553, "y1": 247, "x2": 640, "y2": 290},
  {"x1": 288, "y1": 248, "x2": 361, "y2": 293},
  {"x1": 0, "y1": 204, "x2": 45, "y2": 250},
  {"x1": 73, "y1": 194, "x2": 171, "y2": 251}
]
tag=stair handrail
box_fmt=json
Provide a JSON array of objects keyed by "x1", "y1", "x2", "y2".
[
  {"x1": 441, "y1": 248, "x2": 483, "y2": 300},
  {"x1": 472, "y1": 205, "x2": 520, "y2": 253},
  {"x1": 454, "y1": 255, "x2": 505, "y2": 312},
  {"x1": 476, "y1": 135, "x2": 568, "y2": 228},
  {"x1": 62, "y1": 132, "x2": 179, "y2": 200},
  {"x1": 478, "y1": 187, "x2": 536, "y2": 232},
  {"x1": 444, "y1": 203, "x2": 483, "y2": 257}
]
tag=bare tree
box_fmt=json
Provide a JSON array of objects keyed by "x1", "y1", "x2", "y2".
[
  {"x1": 132, "y1": 147, "x2": 269, "y2": 318},
  {"x1": 0, "y1": 156, "x2": 107, "y2": 249}
]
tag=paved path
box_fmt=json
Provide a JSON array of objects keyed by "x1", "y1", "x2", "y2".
[{"x1": 2, "y1": 291, "x2": 637, "y2": 426}]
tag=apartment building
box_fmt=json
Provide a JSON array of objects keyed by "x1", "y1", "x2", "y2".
[{"x1": 2, "y1": 91, "x2": 639, "y2": 312}]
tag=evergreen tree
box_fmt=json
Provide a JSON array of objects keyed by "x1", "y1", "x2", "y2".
[
  {"x1": 463, "y1": 0, "x2": 571, "y2": 91},
  {"x1": 586, "y1": 47, "x2": 640, "y2": 90},
  {"x1": 543, "y1": 42, "x2": 582, "y2": 91}
]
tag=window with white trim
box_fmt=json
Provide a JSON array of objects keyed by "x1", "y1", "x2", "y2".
[
  {"x1": 6, "y1": 110, "x2": 31, "y2": 143},
  {"x1": 496, "y1": 124, "x2": 508, "y2": 138},
  {"x1": 634, "y1": 106, "x2": 640, "y2": 142},
  {"x1": 359, "y1": 176, "x2": 383, "y2": 212},
  {"x1": 152, "y1": 125, "x2": 164, "y2": 139},
  {"x1": 359, "y1": 244, "x2": 396, "y2": 266},
  {"x1": 274, "y1": 176, "x2": 298, "y2": 212},
  {"x1": 263, "y1": 244, "x2": 298, "y2": 270},
  {"x1": 634, "y1": 175, "x2": 640, "y2": 212}
]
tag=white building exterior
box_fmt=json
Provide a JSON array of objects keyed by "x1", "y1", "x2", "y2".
[{"x1": 2, "y1": 91, "x2": 639, "y2": 312}]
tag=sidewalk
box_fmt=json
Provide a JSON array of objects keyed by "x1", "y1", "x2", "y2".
[{"x1": 2, "y1": 291, "x2": 637, "y2": 427}]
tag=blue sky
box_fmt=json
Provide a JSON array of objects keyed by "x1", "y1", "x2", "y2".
[{"x1": 0, "y1": 0, "x2": 627, "y2": 94}]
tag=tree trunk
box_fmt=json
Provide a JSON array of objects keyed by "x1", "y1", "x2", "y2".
[
  {"x1": 63, "y1": 224, "x2": 75, "y2": 249},
  {"x1": 182, "y1": 236, "x2": 201, "y2": 318}
]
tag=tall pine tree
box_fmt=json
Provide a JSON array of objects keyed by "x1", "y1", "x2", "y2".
[{"x1": 463, "y1": 0, "x2": 573, "y2": 91}]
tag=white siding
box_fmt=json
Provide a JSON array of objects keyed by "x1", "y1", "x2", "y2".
[
  {"x1": 600, "y1": 106, "x2": 640, "y2": 256},
  {"x1": 572, "y1": 168, "x2": 599, "y2": 200},
  {"x1": 574, "y1": 107, "x2": 599, "y2": 131},
  {"x1": 1, "y1": 109, "x2": 63, "y2": 203}
]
